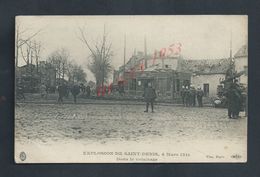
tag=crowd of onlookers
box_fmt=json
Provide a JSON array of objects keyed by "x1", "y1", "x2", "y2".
[
  {"x1": 16, "y1": 80, "x2": 246, "y2": 119},
  {"x1": 142, "y1": 81, "x2": 246, "y2": 119},
  {"x1": 180, "y1": 85, "x2": 204, "y2": 107},
  {"x1": 16, "y1": 82, "x2": 92, "y2": 103},
  {"x1": 142, "y1": 84, "x2": 205, "y2": 113}
]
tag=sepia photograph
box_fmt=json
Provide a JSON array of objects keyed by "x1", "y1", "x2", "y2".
[{"x1": 14, "y1": 15, "x2": 248, "y2": 163}]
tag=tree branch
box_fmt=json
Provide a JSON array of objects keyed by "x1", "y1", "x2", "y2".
[
  {"x1": 18, "y1": 29, "x2": 43, "y2": 48},
  {"x1": 78, "y1": 27, "x2": 96, "y2": 56}
]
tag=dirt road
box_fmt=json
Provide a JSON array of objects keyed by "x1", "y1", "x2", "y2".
[{"x1": 15, "y1": 103, "x2": 247, "y2": 163}]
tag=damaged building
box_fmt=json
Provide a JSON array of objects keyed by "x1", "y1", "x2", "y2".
[
  {"x1": 113, "y1": 45, "x2": 247, "y2": 101},
  {"x1": 16, "y1": 61, "x2": 56, "y2": 93}
]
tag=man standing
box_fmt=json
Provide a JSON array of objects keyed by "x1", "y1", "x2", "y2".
[
  {"x1": 184, "y1": 86, "x2": 190, "y2": 107},
  {"x1": 180, "y1": 86, "x2": 185, "y2": 106},
  {"x1": 225, "y1": 82, "x2": 241, "y2": 119},
  {"x1": 143, "y1": 83, "x2": 157, "y2": 113},
  {"x1": 190, "y1": 85, "x2": 196, "y2": 107},
  {"x1": 71, "y1": 84, "x2": 81, "y2": 103},
  {"x1": 196, "y1": 86, "x2": 204, "y2": 107},
  {"x1": 57, "y1": 84, "x2": 66, "y2": 103}
]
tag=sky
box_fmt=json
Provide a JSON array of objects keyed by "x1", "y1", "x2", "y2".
[{"x1": 16, "y1": 15, "x2": 248, "y2": 82}]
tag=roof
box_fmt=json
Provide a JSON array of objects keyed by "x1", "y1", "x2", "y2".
[
  {"x1": 143, "y1": 64, "x2": 161, "y2": 72},
  {"x1": 142, "y1": 64, "x2": 177, "y2": 73},
  {"x1": 118, "y1": 45, "x2": 246, "y2": 75},
  {"x1": 20, "y1": 63, "x2": 36, "y2": 68},
  {"x1": 180, "y1": 58, "x2": 231, "y2": 75},
  {"x1": 234, "y1": 45, "x2": 248, "y2": 58}
]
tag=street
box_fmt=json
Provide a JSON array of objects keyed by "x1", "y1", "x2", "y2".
[
  {"x1": 15, "y1": 102, "x2": 247, "y2": 144},
  {"x1": 15, "y1": 102, "x2": 247, "y2": 162}
]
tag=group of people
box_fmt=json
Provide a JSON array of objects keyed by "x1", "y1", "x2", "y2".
[
  {"x1": 35, "y1": 82, "x2": 92, "y2": 104},
  {"x1": 18, "y1": 80, "x2": 245, "y2": 119},
  {"x1": 143, "y1": 84, "x2": 205, "y2": 113},
  {"x1": 180, "y1": 85, "x2": 204, "y2": 107},
  {"x1": 57, "y1": 83, "x2": 91, "y2": 103},
  {"x1": 143, "y1": 81, "x2": 245, "y2": 119}
]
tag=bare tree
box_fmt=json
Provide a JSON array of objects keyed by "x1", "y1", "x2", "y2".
[
  {"x1": 20, "y1": 40, "x2": 42, "y2": 71},
  {"x1": 15, "y1": 23, "x2": 43, "y2": 67},
  {"x1": 32, "y1": 40, "x2": 42, "y2": 73},
  {"x1": 47, "y1": 48, "x2": 87, "y2": 86},
  {"x1": 47, "y1": 48, "x2": 70, "y2": 85},
  {"x1": 73, "y1": 66, "x2": 87, "y2": 83},
  {"x1": 71, "y1": 64, "x2": 87, "y2": 84},
  {"x1": 77, "y1": 25, "x2": 113, "y2": 88},
  {"x1": 20, "y1": 41, "x2": 32, "y2": 66}
]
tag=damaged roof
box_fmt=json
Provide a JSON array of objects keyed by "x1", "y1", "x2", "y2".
[
  {"x1": 180, "y1": 58, "x2": 231, "y2": 75},
  {"x1": 234, "y1": 45, "x2": 248, "y2": 58}
]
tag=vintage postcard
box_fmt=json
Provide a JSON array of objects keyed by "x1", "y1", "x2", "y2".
[{"x1": 15, "y1": 15, "x2": 248, "y2": 163}]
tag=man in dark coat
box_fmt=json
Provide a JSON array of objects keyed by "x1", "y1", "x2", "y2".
[
  {"x1": 196, "y1": 86, "x2": 204, "y2": 107},
  {"x1": 57, "y1": 84, "x2": 66, "y2": 103},
  {"x1": 225, "y1": 82, "x2": 242, "y2": 119},
  {"x1": 190, "y1": 85, "x2": 196, "y2": 107},
  {"x1": 71, "y1": 84, "x2": 81, "y2": 103},
  {"x1": 143, "y1": 83, "x2": 157, "y2": 113},
  {"x1": 184, "y1": 86, "x2": 190, "y2": 107},
  {"x1": 180, "y1": 86, "x2": 185, "y2": 106}
]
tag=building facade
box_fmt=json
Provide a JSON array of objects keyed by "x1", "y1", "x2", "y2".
[
  {"x1": 180, "y1": 58, "x2": 230, "y2": 97},
  {"x1": 113, "y1": 52, "x2": 191, "y2": 101},
  {"x1": 113, "y1": 45, "x2": 248, "y2": 100},
  {"x1": 16, "y1": 61, "x2": 56, "y2": 92},
  {"x1": 234, "y1": 45, "x2": 248, "y2": 86}
]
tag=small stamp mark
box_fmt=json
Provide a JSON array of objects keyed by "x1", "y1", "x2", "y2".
[
  {"x1": 20, "y1": 152, "x2": 26, "y2": 161},
  {"x1": 231, "y1": 154, "x2": 242, "y2": 159}
]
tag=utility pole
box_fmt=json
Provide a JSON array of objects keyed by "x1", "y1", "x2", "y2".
[
  {"x1": 123, "y1": 34, "x2": 126, "y2": 78},
  {"x1": 229, "y1": 29, "x2": 235, "y2": 75},
  {"x1": 230, "y1": 30, "x2": 233, "y2": 61},
  {"x1": 123, "y1": 34, "x2": 127, "y2": 91},
  {"x1": 144, "y1": 36, "x2": 147, "y2": 69}
]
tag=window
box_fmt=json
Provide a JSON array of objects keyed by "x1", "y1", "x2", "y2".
[
  {"x1": 130, "y1": 79, "x2": 136, "y2": 90},
  {"x1": 203, "y1": 83, "x2": 209, "y2": 97}
]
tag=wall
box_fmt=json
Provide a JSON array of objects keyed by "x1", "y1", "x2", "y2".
[
  {"x1": 238, "y1": 74, "x2": 248, "y2": 86},
  {"x1": 163, "y1": 58, "x2": 178, "y2": 69},
  {"x1": 234, "y1": 56, "x2": 248, "y2": 86},
  {"x1": 150, "y1": 57, "x2": 179, "y2": 69},
  {"x1": 191, "y1": 74, "x2": 225, "y2": 97},
  {"x1": 235, "y1": 56, "x2": 247, "y2": 73}
]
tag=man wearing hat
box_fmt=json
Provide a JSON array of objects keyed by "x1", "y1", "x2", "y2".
[
  {"x1": 190, "y1": 85, "x2": 196, "y2": 107},
  {"x1": 225, "y1": 82, "x2": 241, "y2": 118},
  {"x1": 196, "y1": 86, "x2": 204, "y2": 107},
  {"x1": 71, "y1": 83, "x2": 81, "y2": 103},
  {"x1": 180, "y1": 86, "x2": 186, "y2": 106},
  {"x1": 143, "y1": 82, "x2": 157, "y2": 113},
  {"x1": 184, "y1": 86, "x2": 190, "y2": 107}
]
